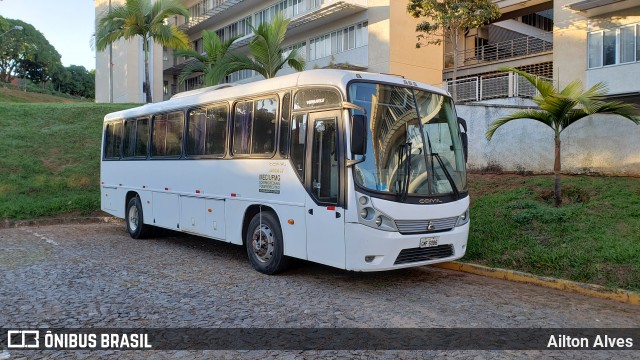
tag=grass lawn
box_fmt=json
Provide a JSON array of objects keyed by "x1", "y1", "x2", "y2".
[
  {"x1": 467, "y1": 173, "x2": 640, "y2": 292},
  {"x1": 0, "y1": 86, "x2": 85, "y2": 103},
  {"x1": 0, "y1": 102, "x2": 135, "y2": 219}
]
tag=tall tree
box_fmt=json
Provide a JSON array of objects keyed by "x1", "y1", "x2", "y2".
[
  {"x1": 95, "y1": 0, "x2": 190, "y2": 103},
  {"x1": 174, "y1": 30, "x2": 241, "y2": 87},
  {"x1": 231, "y1": 13, "x2": 305, "y2": 79},
  {"x1": 0, "y1": 17, "x2": 62, "y2": 84},
  {"x1": 486, "y1": 68, "x2": 639, "y2": 207},
  {"x1": 407, "y1": 0, "x2": 500, "y2": 85}
]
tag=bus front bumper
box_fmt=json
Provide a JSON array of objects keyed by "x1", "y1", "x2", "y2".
[{"x1": 344, "y1": 222, "x2": 469, "y2": 271}]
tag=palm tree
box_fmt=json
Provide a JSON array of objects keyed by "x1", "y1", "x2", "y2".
[
  {"x1": 231, "y1": 13, "x2": 305, "y2": 79},
  {"x1": 486, "y1": 68, "x2": 639, "y2": 207},
  {"x1": 174, "y1": 30, "x2": 241, "y2": 87},
  {"x1": 95, "y1": 0, "x2": 189, "y2": 103}
]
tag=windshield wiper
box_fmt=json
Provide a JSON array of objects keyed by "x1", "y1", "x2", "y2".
[
  {"x1": 396, "y1": 142, "x2": 412, "y2": 202},
  {"x1": 430, "y1": 153, "x2": 460, "y2": 200}
]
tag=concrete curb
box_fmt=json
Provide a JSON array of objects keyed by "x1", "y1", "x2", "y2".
[
  {"x1": 433, "y1": 261, "x2": 640, "y2": 306},
  {"x1": 0, "y1": 216, "x2": 123, "y2": 229}
]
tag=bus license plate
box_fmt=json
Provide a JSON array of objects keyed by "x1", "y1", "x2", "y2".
[{"x1": 419, "y1": 236, "x2": 439, "y2": 248}]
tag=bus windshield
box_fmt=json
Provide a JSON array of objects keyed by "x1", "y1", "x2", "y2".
[{"x1": 349, "y1": 82, "x2": 467, "y2": 199}]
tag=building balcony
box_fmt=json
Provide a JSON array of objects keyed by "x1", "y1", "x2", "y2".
[
  {"x1": 444, "y1": 71, "x2": 553, "y2": 103},
  {"x1": 178, "y1": 0, "x2": 367, "y2": 35},
  {"x1": 443, "y1": 35, "x2": 553, "y2": 79}
]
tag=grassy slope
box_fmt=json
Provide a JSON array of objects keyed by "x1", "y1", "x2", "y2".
[
  {"x1": 0, "y1": 86, "x2": 83, "y2": 103},
  {"x1": 0, "y1": 103, "x2": 135, "y2": 219},
  {"x1": 467, "y1": 173, "x2": 640, "y2": 291}
]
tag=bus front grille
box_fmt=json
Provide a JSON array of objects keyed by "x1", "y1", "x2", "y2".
[
  {"x1": 394, "y1": 245, "x2": 454, "y2": 265},
  {"x1": 395, "y1": 217, "x2": 458, "y2": 234}
]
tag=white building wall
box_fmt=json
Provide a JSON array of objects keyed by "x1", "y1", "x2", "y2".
[{"x1": 457, "y1": 102, "x2": 640, "y2": 176}]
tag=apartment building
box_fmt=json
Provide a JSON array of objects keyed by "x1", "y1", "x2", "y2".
[
  {"x1": 444, "y1": 0, "x2": 640, "y2": 105},
  {"x1": 95, "y1": 0, "x2": 444, "y2": 103},
  {"x1": 95, "y1": 0, "x2": 640, "y2": 105}
]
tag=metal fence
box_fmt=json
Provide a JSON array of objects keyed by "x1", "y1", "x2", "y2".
[
  {"x1": 445, "y1": 73, "x2": 552, "y2": 103},
  {"x1": 444, "y1": 35, "x2": 553, "y2": 69}
]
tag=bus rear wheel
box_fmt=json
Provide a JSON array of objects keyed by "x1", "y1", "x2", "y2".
[
  {"x1": 246, "y1": 211, "x2": 289, "y2": 275},
  {"x1": 126, "y1": 196, "x2": 153, "y2": 239}
]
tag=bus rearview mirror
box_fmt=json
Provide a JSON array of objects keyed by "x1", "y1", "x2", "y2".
[
  {"x1": 351, "y1": 114, "x2": 367, "y2": 156},
  {"x1": 458, "y1": 117, "x2": 468, "y2": 163}
]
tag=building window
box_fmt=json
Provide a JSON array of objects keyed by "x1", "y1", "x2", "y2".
[
  {"x1": 213, "y1": 16, "x2": 252, "y2": 42},
  {"x1": 588, "y1": 23, "x2": 639, "y2": 69},
  {"x1": 225, "y1": 69, "x2": 254, "y2": 83},
  {"x1": 620, "y1": 25, "x2": 635, "y2": 64},
  {"x1": 282, "y1": 41, "x2": 307, "y2": 64},
  {"x1": 603, "y1": 29, "x2": 616, "y2": 66},
  {"x1": 309, "y1": 21, "x2": 368, "y2": 61},
  {"x1": 185, "y1": 75, "x2": 204, "y2": 91}
]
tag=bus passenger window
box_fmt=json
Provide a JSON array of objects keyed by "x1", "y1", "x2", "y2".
[
  {"x1": 290, "y1": 113, "x2": 307, "y2": 180},
  {"x1": 152, "y1": 111, "x2": 183, "y2": 157},
  {"x1": 279, "y1": 93, "x2": 291, "y2": 157},
  {"x1": 188, "y1": 105, "x2": 227, "y2": 157},
  {"x1": 233, "y1": 101, "x2": 252, "y2": 155},
  {"x1": 232, "y1": 97, "x2": 278, "y2": 156},
  {"x1": 104, "y1": 121, "x2": 122, "y2": 159},
  {"x1": 252, "y1": 97, "x2": 277, "y2": 154},
  {"x1": 135, "y1": 118, "x2": 149, "y2": 157},
  {"x1": 123, "y1": 120, "x2": 136, "y2": 158}
]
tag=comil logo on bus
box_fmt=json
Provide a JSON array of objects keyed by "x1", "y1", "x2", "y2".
[{"x1": 7, "y1": 330, "x2": 40, "y2": 348}]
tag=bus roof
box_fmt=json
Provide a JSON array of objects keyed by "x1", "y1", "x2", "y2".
[{"x1": 103, "y1": 69, "x2": 450, "y2": 122}]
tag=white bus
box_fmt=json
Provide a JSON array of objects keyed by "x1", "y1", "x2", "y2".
[{"x1": 101, "y1": 69, "x2": 469, "y2": 274}]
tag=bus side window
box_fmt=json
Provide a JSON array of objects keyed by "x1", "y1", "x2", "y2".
[
  {"x1": 104, "y1": 121, "x2": 122, "y2": 159},
  {"x1": 232, "y1": 97, "x2": 278, "y2": 156},
  {"x1": 152, "y1": 111, "x2": 183, "y2": 157},
  {"x1": 279, "y1": 93, "x2": 291, "y2": 157},
  {"x1": 123, "y1": 120, "x2": 136, "y2": 158},
  {"x1": 290, "y1": 113, "x2": 307, "y2": 181},
  {"x1": 135, "y1": 118, "x2": 149, "y2": 157},
  {"x1": 123, "y1": 117, "x2": 149, "y2": 158},
  {"x1": 252, "y1": 97, "x2": 277, "y2": 154},
  {"x1": 232, "y1": 101, "x2": 253, "y2": 155},
  {"x1": 187, "y1": 105, "x2": 227, "y2": 157}
]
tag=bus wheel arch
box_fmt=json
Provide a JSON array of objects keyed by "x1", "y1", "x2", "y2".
[
  {"x1": 125, "y1": 191, "x2": 152, "y2": 239},
  {"x1": 242, "y1": 205, "x2": 289, "y2": 274}
]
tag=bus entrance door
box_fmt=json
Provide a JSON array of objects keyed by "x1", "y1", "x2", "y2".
[{"x1": 305, "y1": 111, "x2": 345, "y2": 269}]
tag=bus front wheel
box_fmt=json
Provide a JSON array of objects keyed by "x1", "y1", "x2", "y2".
[
  {"x1": 126, "y1": 196, "x2": 152, "y2": 239},
  {"x1": 246, "y1": 211, "x2": 289, "y2": 275}
]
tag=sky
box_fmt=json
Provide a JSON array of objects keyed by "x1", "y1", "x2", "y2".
[{"x1": 1, "y1": 0, "x2": 96, "y2": 70}]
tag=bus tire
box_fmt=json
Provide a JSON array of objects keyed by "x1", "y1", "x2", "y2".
[
  {"x1": 126, "y1": 196, "x2": 152, "y2": 239},
  {"x1": 246, "y1": 211, "x2": 289, "y2": 275}
]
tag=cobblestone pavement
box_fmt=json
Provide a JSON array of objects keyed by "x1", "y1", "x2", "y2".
[{"x1": 1, "y1": 223, "x2": 638, "y2": 359}]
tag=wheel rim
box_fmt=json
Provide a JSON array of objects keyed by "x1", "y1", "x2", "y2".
[
  {"x1": 128, "y1": 204, "x2": 139, "y2": 232},
  {"x1": 251, "y1": 223, "x2": 275, "y2": 263}
]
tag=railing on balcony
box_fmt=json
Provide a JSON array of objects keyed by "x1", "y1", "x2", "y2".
[
  {"x1": 444, "y1": 72, "x2": 553, "y2": 103},
  {"x1": 444, "y1": 35, "x2": 553, "y2": 69},
  {"x1": 180, "y1": 0, "x2": 244, "y2": 31},
  {"x1": 179, "y1": 0, "x2": 367, "y2": 32}
]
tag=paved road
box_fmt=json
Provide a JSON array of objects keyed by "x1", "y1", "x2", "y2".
[{"x1": 1, "y1": 222, "x2": 638, "y2": 359}]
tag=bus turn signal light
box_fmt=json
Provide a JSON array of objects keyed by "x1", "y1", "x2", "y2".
[{"x1": 288, "y1": 219, "x2": 295, "y2": 225}]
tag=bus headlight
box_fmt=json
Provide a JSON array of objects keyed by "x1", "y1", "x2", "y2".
[
  {"x1": 456, "y1": 208, "x2": 470, "y2": 226},
  {"x1": 360, "y1": 207, "x2": 370, "y2": 219},
  {"x1": 375, "y1": 216, "x2": 383, "y2": 227}
]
